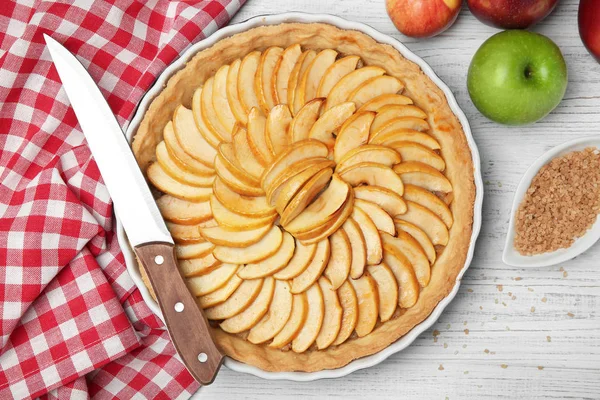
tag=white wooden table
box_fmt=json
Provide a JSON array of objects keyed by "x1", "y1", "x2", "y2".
[{"x1": 199, "y1": 1, "x2": 600, "y2": 398}]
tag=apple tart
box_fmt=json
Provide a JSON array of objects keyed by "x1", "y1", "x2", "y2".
[{"x1": 132, "y1": 23, "x2": 476, "y2": 372}]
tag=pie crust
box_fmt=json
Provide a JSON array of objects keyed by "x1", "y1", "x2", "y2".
[{"x1": 132, "y1": 22, "x2": 476, "y2": 372}]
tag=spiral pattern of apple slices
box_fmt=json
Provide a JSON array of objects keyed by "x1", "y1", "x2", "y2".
[{"x1": 146, "y1": 44, "x2": 454, "y2": 352}]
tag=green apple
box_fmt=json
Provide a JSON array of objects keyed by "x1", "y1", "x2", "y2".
[{"x1": 467, "y1": 30, "x2": 568, "y2": 125}]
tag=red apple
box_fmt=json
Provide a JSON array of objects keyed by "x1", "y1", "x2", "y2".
[
  {"x1": 386, "y1": 0, "x2": 462, "y2": 38},
  {"x1": 467, "y1": 0, "x2": 559, "y2": 29},
  {"x1": 579, "y1": 0, "x2": 600, "y2": 62}
]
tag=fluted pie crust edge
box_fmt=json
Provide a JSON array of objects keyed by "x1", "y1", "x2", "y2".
[{"x1": 132, "y1": 22, "x2": 476, "y2": 373}]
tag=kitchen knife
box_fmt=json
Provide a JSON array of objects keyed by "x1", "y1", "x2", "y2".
[{"x1": 44, "y1": 34, "x2": 224, "y2": 385}]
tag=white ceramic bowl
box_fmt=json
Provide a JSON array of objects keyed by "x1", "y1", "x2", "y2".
[
  {"x1": 503, "y1": 135, "x2": 600, "y2": 268},
  {"x1": 118, "y1": 12, "x2": 484, "y2": 381}
]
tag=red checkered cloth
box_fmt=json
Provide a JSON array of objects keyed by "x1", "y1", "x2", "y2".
[{"x1": 0, "y1": 1, "x2": 245, "y2": 398}]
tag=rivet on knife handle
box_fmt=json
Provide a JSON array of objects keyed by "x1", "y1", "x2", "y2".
[{"x1": 135, "y1": 242, "x2": 224, "y2": 385}]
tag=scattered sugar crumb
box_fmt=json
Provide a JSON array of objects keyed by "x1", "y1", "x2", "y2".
[
  {"x1": 542, "y1": 297, "x2": 547, "y2": 303},
  {"x1": 538, "y1": 366, "x2": 544, "y2": 370},
  {"x1": 547, "y1": 336, "x2": 551, "y2": 342},
  {"x1": 439, "y1": 364, "x2": 444, "y2": 371},
  {"x1": 563, "y1": 271, "x2": 568, "y2": 278},
  {"x1": 515, "y1": 277, "x2": 522, "y2": 281},
  {"x1": 512, "y1": 295, "x2": 517, "y2": 300},
  {"x1": 531, "y1": 306, "x2": 536, "y2": 313},
  {"x1": 497, "y1": 284, "x2": 503, "y2": 292},
  {"x1": 484, "y1": 349, "x2": 490, "y2": 354},
  {"x1": 479, "y1": 306, "x2": 483, "y2": 310},
  {"x1": 567, "y1": 312, "x2": 575, "y2": 318},
  {"x1": 528, "y1": 287, "x2": 534, "y2": 292},
  {"x1": 467, "y1": 288, "x2": 473, "y2": 293},
  {"x1": 464, "y1": 329, "x2": 469, "y2": 335},
  {"x1": 508, "y1": 292, "x2": 512, "y2": 296},
  {"x1": 501, "y1": 364, "x2": 508, "y2": 369}
]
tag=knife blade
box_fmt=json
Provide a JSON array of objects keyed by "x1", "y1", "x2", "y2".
[{"x1": 44, "y1": 34, "x2": 224, "y2": 385}]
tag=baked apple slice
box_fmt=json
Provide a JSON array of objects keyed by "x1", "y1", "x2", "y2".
[
  {"x1": 273, "y1": 239, "x2": 317, "y2": 280},
  {"x1": 255, "y1": 47, "x2": 283, "y2": 114},
  {"x1": 291, "y1": 282, "x2": 324, "y2": 353},
  {"x1": 274, "y1": 44, "x2": 302, "y2": 104},
  {"x1": 317, "y1": 55, "x2": 360, "y2": 98},
  {"x1": 308, "y1": 102, "x2": 356, "y2": 150},
  {"x1": 357, "y1": 93, "x2": 413, "y2": 112},
  {"x1": 146, "y1": 162, "x2": 212, "y2": 201},
  {"x1": 226, "y1": 59, "x2": 248, "y2": 126},
  {"x1": 403, "y1": 184, "x2": 453, "y2": 228},
  {"x1": 237, "y1": 232, "x2": 295, "y2": 279},
  {"x1": 370, "y1": 129, "x2": 441, "y2": 150},
  {"x1": 204, "y1": 278, "x2": 263, "y2": 320},
  {"x1": 156, "y1": 195, "x2": 212, "y2": 225},
  {"x1": 213, "y1": 178, "x2": 274, "y2": 218},
  {"x1": 395, "y1": 200, "x2": 449, "y2": 246},
  {"x1": 367, "y1": 263, "x2": 399, "y2": 322},
  {"x1": 291, "y1": 239, "x2": 331, "y2": 294},
  {"x1": 393, "y1": 162, "x2": 452, "y2": 193},
  {"x1": 339, "y1": 162, "x2": 404, "y2": 196},
  {"x1": 323, "y1": 229, "x2": 351, "y2": 289},
  {"x1": 395, "y1": 219, "x2": 436, "y2": 264},
  {"x1": 348, "y1": 75, "x2": 404, "y2": 108},
  {"x1": 220, "y1": 277, "x2": 275, "y2": 333},
  {"x1": 343, "y1": 218, "x2": 367, "y2": 279},
  {"x1": 248, "y1": 280, "x2": 293, "y2": 344},
  {"x1": 270, "y1": 292, "x2": 308, "y2": 348},
  {"x1": 333, "y1": 111, "x2": 375, "y2": 163},
  {"x1": 231, "y1": 125, "x2": 265, "y2": 180},
  {"x1": 355, "y1": 199, "x2": 395, "y2": 236},
  {"x1": 349, "y1": 273, "x2": 379, "y2": 337},
  {"x1": 213, "y1": 225, "x2": 283, "y2": 264},
  {"x1": 199, "y1": 223, "x2": 271, "y2": 248},
  {"x1": 197, "y1": 274, "x2": 242, "y2": 309},
  {"x1": 212, "y1": 64, "x2": 237, "y2": 134},
  {"x1": 210, "y1": 195, "x2": 276, "y2": 231},
  {"x1": 238, "y1": 51, "x2": 262, "y2": 115},
  {"x1": 295, "y1": 49, "x2": 337, "y2": 107},
  {"x1": 336, "y1": 145, "x2": 402, "y2": 173},
  {"x1": 188, "y1": 263, "x2": 239, "y2": 297},
  {"x1": 381, "y1": 231, "x2": 430, "y2": 287},
  {"x1": 333, "y1": 280, "x2": 359, "y2": 345},
  {"x1": 325, "y1": 66, "x2": 386, "y2": 110},
  {"x1": 388, "y1": 141, "x2": 446, "y2": 171},
  {"x1": 315, "y1": 277, "x2": 343, "y2": 350},
  {"x1": 288, "y1": 98, "x2": 324, "y2": 143},
  {"x1": 382, "y1": 245, "x2": 420, "y2": 308},
  {"x1": 265, "y1": 104, "x2": 292, "y2": 156},
  {"x1": 353, "y1": 186, "x2": 407, "y2": 217}
]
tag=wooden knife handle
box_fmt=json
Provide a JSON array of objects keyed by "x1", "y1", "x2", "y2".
[{"x1": 134, "y1": 242, "x2": 224, "y2": 385}]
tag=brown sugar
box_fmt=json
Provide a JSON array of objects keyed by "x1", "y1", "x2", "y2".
[{"x1": 514, "y1": 147, "x2": 600, "y2": 255}]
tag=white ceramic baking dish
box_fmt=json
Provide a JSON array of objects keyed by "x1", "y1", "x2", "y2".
[{"x1": 117, "y1": 12, "x2": 484, "y2": 382}]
